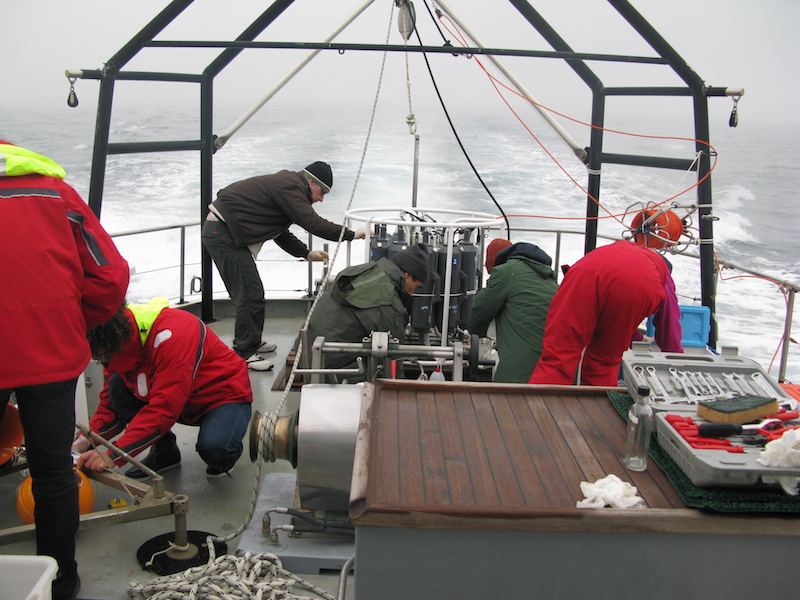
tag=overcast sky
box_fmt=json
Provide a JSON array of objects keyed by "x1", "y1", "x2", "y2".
[{"x1": 1, "y1": 0, "x2": 797, "y2": 130}]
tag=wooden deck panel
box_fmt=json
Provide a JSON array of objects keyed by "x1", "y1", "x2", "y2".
[{"x1": 350, "y1": 380, "x2": 799, "y2": 536}]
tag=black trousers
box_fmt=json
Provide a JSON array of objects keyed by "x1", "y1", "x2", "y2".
[
  {"x1": 2, "y1": 379, "x2": 80, "y2": 600},
  {"x1": 201, "y1": 219, "x2": 266, "y2": 358}
]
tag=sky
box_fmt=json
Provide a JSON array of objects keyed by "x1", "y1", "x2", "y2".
[{"x1": 1, "y1": 0, "x2": 798, "y2": 131}]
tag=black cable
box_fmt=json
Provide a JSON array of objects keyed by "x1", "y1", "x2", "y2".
[{"x1": 415, "y1": 1, "x2": 512, "y2": 238}]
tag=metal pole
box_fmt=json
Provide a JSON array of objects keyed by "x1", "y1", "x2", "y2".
[
  {"x1": 779, "y1": 287, "x2": 795, "y2": 383},
  {"x1": 214, "y1": 0, "x2": 378, "y2": 149}
]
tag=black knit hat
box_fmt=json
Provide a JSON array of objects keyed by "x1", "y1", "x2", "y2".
[
  {"x1": 303, "y1": 161, "x2": 333, "y2": 194},
  {"x1": 392, "y1": 243, "x2": 430, "y2": 283}
]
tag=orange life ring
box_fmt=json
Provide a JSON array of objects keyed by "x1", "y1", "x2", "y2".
[
  {"x1": 16, "y1": 469, "x2": 95, "y2": 524},
  {"x1": 631, "y1": 209, "x2": 684, "y2": 249},
  {"x1": 0, "y1": 404, "x2": 24, "y2": 466}
]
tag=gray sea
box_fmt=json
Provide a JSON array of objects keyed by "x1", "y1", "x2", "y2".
[{"x1": 3, "y1": 104, "x2": 798, "y2": 381}]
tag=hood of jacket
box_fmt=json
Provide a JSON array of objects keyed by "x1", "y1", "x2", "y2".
[
  {"x1": 0, "y1": 142, "x2": 67, "y2": 179},
  {"x1": 494, "y1": 242, "x2": 552, "y2": 268},
  {"x1": 330, "y1": 258, "x2": 412, "y2": 309}
]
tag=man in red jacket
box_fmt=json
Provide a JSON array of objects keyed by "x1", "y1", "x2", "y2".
[
  {"x1": 0, "y1": 139, "x2": 129, "y2": 600},
  {"x1": 76, "y1": 298, "x2": 253, "y2": 479},
  {"x1": 529, "y1": 240, "x2": 682, "y2": 386}
]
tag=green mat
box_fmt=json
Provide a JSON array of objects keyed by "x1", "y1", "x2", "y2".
[{"x1": 607, "y1": 391, "x2": 800, "y2": 513}]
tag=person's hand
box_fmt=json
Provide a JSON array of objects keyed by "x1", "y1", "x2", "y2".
[
  {"x1": 76, "y1": 449, "x2": 115, "y2": 472},
  {"x1": 307, "y1": 250, "x2": 329, "y2": 262},
  {"x1": 353, "y1": 227, "x2": 367, "y2": 239}
]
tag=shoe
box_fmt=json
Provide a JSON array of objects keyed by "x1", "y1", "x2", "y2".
[
  {"x1": 246, "y1": 353, "x2": 274, "y2": 371},
  {"x1": 258, "y1": 340, "x2": 277, "y2": 353},
  {"x1": 125, "y1": 433, "x2": 181, "y2": 479},
  {"x1": 206, "y1": 464, "x2": 236, "y2": 478}
]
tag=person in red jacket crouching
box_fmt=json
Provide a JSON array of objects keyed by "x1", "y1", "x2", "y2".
[{"x1": 76, "y1": 298, "x2": 253, "y2": 479}]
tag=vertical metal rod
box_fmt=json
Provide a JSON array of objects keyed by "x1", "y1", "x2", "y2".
[
  {"x1": 178, "y1": 226, "x2": 186, "y2": 304},
  {"x1": 584, "y1": 90, "x2": 606, "y2": 254},
  {"x1": 779, "y1": 287, "x2": 795, "y2": 383},
  {"x1": 440, "y1": 226, "x2": 455, "y2": 345},
  {"x1": 411, "y1": 134, "x2": 420, "y2": 208},
  {"x1": 200, "y1": 76, "x2": 215, "y2": 322}
]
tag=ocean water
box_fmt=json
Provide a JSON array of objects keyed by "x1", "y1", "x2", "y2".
[{"x1": 3, "y1": 104, "x2": 798, "y2": 381}]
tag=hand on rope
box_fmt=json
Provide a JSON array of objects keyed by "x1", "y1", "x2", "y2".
[{"x1": 306, "y1": 250, "x2": 329, "y2": 263}]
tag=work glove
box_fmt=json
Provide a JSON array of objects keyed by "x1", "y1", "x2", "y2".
[
  {"x1": 307, "y1": 250, "x2": 329, "y2": 263},
  {"x1": 353, "y1": 227, "x2": 368, "y2": 239}
]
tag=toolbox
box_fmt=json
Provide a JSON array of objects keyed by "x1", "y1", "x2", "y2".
[
  {"x1": 621, "y1": 345, "x2": 795, "y2": 409},
  {"x1": 655, "y1": 409, "x2": 800, "y2": 488}
]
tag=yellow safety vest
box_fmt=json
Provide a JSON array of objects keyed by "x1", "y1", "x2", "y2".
[{"x1": 127, "y1": 297, "x2": 170, "y2": 345}]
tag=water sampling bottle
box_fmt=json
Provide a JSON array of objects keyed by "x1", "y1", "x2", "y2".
[{"x1": 624, "y1": 385, "x2": 654, "y2": 472}]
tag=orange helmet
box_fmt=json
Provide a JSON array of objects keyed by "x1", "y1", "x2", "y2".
[
  {"x1": 16, "y1": 469, "x2": 95, "y2": 524},
  {"x1": 0, "y1": 404, "x2": 24, "y2": 466}
]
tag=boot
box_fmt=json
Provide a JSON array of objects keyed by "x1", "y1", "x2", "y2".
[{"x1": 125, "y1": 431, "x2": 181, "y2": 479}]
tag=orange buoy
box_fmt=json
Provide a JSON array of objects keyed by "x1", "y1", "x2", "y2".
[
  {"x1": 631, "y1": 209, "x2": 684, "y2": 249},
  {"x1": 16, "y1": 469, "x2": 95, "y2": 524},
  {"x1": 0, "y1": 404, "x2": 24, "y2": 466}
]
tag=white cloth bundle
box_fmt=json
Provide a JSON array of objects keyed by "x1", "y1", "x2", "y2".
[
  {"x1": 756, "y1": 428, "x2": 800, "y2": 495},
  {"x1": 576, "y1": 474, "x2": 645, "y2": 509}
]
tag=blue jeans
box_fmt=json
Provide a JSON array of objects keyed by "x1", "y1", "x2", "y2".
[
  {"x1": 108, "y1": 373, "x2": 251, "y2": 470},
  {"x1": 2, "y1": 379, "x2": 80, "y2": 600}
]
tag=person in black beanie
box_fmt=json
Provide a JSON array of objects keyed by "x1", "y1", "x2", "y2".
[
  {"x1": 202, "y1": 161, "x2": 367, "y2": 371},
  {"x1": 304, "y1": 243, "x2": 431, "y2": 381}
]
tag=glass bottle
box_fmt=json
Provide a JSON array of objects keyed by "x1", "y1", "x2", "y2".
[{"x1": 623, "y1": 385, "x2": 654, "y2": 471}]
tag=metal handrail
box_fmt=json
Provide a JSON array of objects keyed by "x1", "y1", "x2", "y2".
[{"x1": 110, "y1": 221, "x2": 797, "y2": 381}]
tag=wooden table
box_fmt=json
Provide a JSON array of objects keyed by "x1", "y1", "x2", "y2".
[{"x1": 350, "y1": 380, "x2": 798, "y2": 599}]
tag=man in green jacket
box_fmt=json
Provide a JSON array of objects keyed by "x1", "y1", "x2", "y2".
[
  {"x1": 469, "y1": 241, "x2": 558, "y2": 383},
  {"x1": 305, "y1": 243, "x2": 430, "y2": 379}
]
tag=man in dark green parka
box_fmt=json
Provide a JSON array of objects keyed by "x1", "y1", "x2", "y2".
[
  {"x1": 305, "y1": 243, "x2": 430, "y2": 376},
  {"x1": 469, "y1": 241, "x2": 558, "y2": 383}
]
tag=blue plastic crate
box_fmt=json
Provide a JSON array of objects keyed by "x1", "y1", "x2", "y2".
[{"x1": 646, "y1": 304, "x2": 711, "y2": 348}]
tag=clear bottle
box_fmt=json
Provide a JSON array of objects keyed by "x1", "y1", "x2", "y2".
[{"x1": 623, "y1": 385, "x2": 654, "y2": 472}]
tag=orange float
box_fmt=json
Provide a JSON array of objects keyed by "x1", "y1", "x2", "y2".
[
  {"x1": 631, "y1": 209, "x2": 684, "y2": 249},
  {"x1": 0, "y1": 404, "x2": 24, "y2": 466},
  {"x1": 16, "y1": 469, "x2": 95, "y2": 524}
]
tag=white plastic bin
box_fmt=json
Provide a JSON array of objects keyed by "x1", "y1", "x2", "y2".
[{"x1": 0, "y1": 555, "x2": 58, "y2": 600}]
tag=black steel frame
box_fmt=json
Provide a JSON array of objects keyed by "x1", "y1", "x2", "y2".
[{"x1": 76, "y1": 0, "x2": 732, "y2": 346}]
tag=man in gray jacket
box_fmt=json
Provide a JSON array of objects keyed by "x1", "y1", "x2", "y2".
[
  {"x1": 305, "y1": 243, "x2": 430, "y2": 379},
  {"x1": 202, "y1": 161, "x2": 366, "y2": 371}
]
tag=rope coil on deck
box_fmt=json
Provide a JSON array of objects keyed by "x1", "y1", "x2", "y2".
[{"x1": 128, "y1": 552, "x2": 336, "y2": 600}]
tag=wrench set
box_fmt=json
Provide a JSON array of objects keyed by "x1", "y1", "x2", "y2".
[{"x1": 621, "y1": 348, "x2": 795, "y2": 409}]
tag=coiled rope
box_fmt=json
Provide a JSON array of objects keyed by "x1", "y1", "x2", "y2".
[{"x1": 128, "y1": 552, "x2": 335, "y2": 600}]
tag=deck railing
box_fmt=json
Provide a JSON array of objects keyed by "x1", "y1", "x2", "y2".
[{"x1": 110, "y1": 222, "x2": 797, "y2": 382}]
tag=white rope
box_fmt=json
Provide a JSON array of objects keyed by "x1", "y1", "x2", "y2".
[{"x1": 128, "y1": 552, "x2": 336, "y2": 600}]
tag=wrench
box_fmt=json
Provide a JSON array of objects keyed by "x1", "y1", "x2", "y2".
[
  {"x1": 645, "y1": 366, "x2": 668, "y2": 397},
  {"x1": 733, "y1": 373, "x2": 756, "y2": 395},
  {"x1": 750, "y1": 372, "x2": 776, "y2": 398},
  {"x1": 670, "y1": 368, "x2": 695, "y2": 399},
  {"x1": 722, "y1": 372, "x2": 743, "y2": 395}
]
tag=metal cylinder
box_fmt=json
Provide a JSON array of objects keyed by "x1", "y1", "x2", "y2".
[{"x1": 297, "y1": 383, "x2": 364, "y2": 513}]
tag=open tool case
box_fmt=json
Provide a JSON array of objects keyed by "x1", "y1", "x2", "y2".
[{"x1": 622, "y1": 346, "x2": 799, "y2": 488}]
